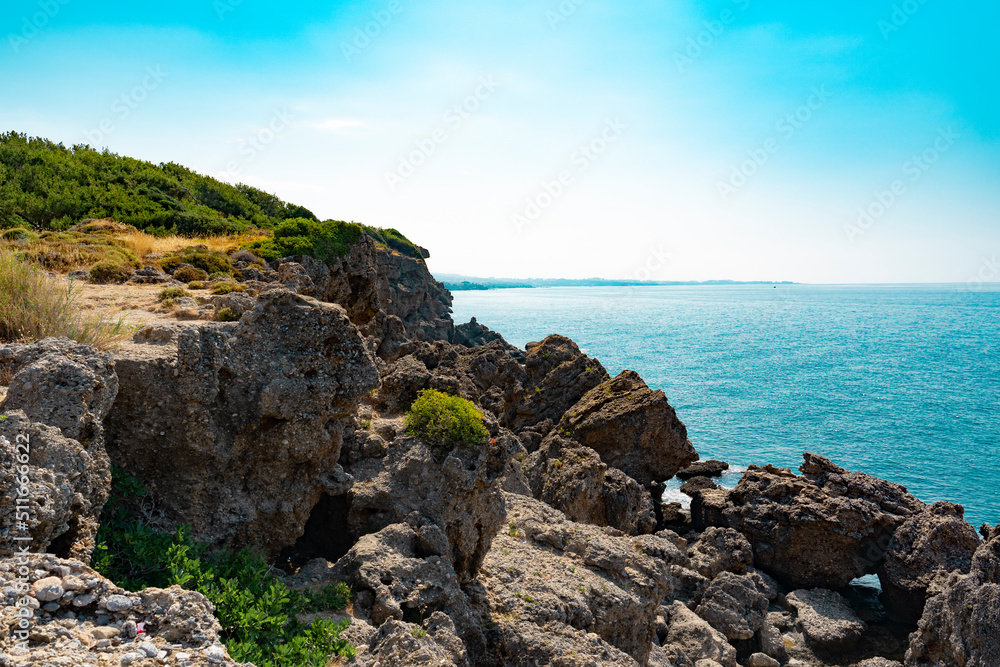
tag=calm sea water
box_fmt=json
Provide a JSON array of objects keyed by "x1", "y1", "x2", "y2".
[{"x1": 451, "y1": 284, "x2": 1000, "y2": 529}]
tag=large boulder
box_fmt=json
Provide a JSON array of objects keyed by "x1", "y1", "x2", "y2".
[
  {"x1": 507, "y1": 335, "x2": 609, "y2": 432},
  {"x1": 664, "y1": 601, "x2": 738, "y2": 667},
  {"x1": 104, "y1": 290, "x2": 379, "y2": 556},
  {"x1": 695, "y1": 571, "x2": 771, "y2": 642},
  {"x1": 524, "y1": 432, "x2": 656, "y2": 535},
  {"x1": 0, "y1": 411, "x2": 110, "y2": 560},
  {"x1": 476, "y1": 492, "x2": 686, "y2": 664},
  {"x1": 0, "y1": 554, "x2": 237, "y2": 665},
  {"x1": 0, "y1": 337, "x2": 119, "y2": 450},
  {"x1": 343, "y1": 429, "x2": 517, "y2": 583},
  {"x1": 331, "y1": 520, "x2": 481, "y2": 656},
  {"x1": 696, "y1": 454, "x2": 925, "y2": 589},
  {"x1": 786, "y1": 588, "x2": 866, "y2": 651},
  {"x1": 350, "y1": 613, "x2": 471, "y2": 667},
  {"x1": 687, "y1": 527, "x2": 754, "y2": 580},
  {"x1": 905, "y1": 525, "x2": 1000, "y2": 666},
  {"x1": 558, "y1": 370, "x2": 698, "y2": 487},
  {"x1": 878, "y1": 501, "x2": 981, "y2": 625}
]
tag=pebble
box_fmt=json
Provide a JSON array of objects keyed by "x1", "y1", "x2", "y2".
[
  {"x1": 205, "y1": 644, "x2": 228, "y2": 662},
  {"x1": 32, "y1": 577, "x2": 65, "y2": 602},
  {"x1": 73, "y1": 592, "x2": 96, "y2": 607},
  {"x1": 139, "y1": 640, "x2": 159, "y2": 657},
  {"x1": 92, "y1": 626, "x2": 120, "y2": 640},
  {"x1": 104, "y1": 595, "x2": 133, "y2": 612},
  {"x1": 61, "y1": 575, "x2": 85, "y2": 591}
]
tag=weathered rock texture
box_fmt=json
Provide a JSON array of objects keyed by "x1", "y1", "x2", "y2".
[
  {"x1": 905, "y1": 525, "x2": 1000, "y2": 667},
  {"x1": 343, "y1": 430, "x2": 517, "y2": 583},
  {"x1": 878, "y1": 501, "x2": 981, "y2": 625},
  {"x1": 104, "y1": 290, "x2": 379, "y2": 556},
  {"x1": 559, "y1": 370, "x2": 698, "y2": 487},
  {"x1": 786, "y1": 588, "x2": 866, "y2": 651},
  {"x1": 507, "y1": 335, "x2": 609, "y2": 432},
  {"x1": 696, "y1": 454, "x2": 925, "y2": 589},
  {"x1": 524, "y1": 432, "x2": 656, "y2": 535},
  {"x1": 0, "y1": 554, "x2": 237, "y2": 665},
  {"x1": 664, "y1": 600, "x2": 738, "y2": 667},
  {"x1": 475, "y1": 492, "x2": 686, "y2": 664},
  {"x1": 0, "y1": 411, "x2": 110, "y2": 560}
]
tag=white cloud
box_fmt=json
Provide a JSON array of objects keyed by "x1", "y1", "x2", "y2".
[{"x1": 310, "y1": 118, "x2": 367, "y2": 132}]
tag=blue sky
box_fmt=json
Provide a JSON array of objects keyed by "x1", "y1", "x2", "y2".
[{"x1": 2, "y1": 0, "x2": 998, "y2": 283}]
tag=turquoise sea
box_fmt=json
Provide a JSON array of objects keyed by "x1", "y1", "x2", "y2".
[{"x1": 451, "y1": 284, "x2": 1000, "y2": 529}]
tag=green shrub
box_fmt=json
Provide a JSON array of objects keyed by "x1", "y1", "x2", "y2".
[
  {"x1": 94, "y1": 467, "x2": 355, "y2": 667},
  {"x1": 160, "y1": 247, "x2": 233, "y2": 276},
  {"x1": 245, "y1": 218, "x2": 362, "y2": 263},
  {"x1": 173, "y1": 265, "x2": 209, "y2": 283},
  {"x1": 88, "y1": 260, "x2": 134, "y2": 284},
  {"x1": 405, "y1": 389, "x2": 489, "y2": 454},
  {"x1": 216, "y1": 307, "x2": 240, "y2": 322},
  {"x1": 0, "y1": 249, "x2": 130, "y2": 347},
  {"x1": 158, "y1": 286, "x2": 190, "y2": 302},
  {"x1": 188, "y1": 280, "x2": 206, "y2": 289},
  {"x1": 363, "y1": 225, "x2": 425, "y2": 260},
  {"x1": 0, "y1": 227, "x2": 37, "y2": 241},
  {"x1": 211, "y1": 281, "x2": 244, "y2": 295}
]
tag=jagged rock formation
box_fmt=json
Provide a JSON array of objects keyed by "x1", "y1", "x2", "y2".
[
  {"x1": 785, "y1": 588, "x2": 867, "y2": 651},
  {"x1": 877, "y1": 501, "x2": 981, "y2": 624},
  {"x1": 905, "y1": 525, "x2": 1000, "y2": 666},
  {"x1": 695, "y1": 454, "x2": 925, "y2": 589},
  {"x1": 523, "y1": 432, "x2": 656, "y2": 535},
  {"x1": 0, "y1": 411, "x2": 109, "y2": 561},
  {"x1": 104, "y1": 290, "x2": 379, "y2": 556},
  {"x1": 0, "y1": 338, "x2": 119, "y2": 560},
  {"x1": 0, "y1": 554, "x2": 237, "y2": 665},
  {"x1": 559, "y1": 370, "x2": 698, "y2": 487}
]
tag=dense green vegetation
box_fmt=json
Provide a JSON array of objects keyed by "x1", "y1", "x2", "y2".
[
  {"x1": 0, "y1": 132, "x2": 317, "y2": 235},
  {"x1": 94, "y1": 467, "x2": 355, "y2": 666},
  {"x1": 405, "y1": 389, "x2": 490, "y2": 455},
  {"x1": 0, "y1": 132, "x2": 427, "y2": 266}
]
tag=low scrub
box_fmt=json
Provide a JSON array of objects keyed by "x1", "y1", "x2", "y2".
[
  {"x1": 160, "y1": 246, "x2": 233, "y2": 276},
  {"x1": 405, "y1": 388, "x2": 490, "y2": 454},
  {"x1": 94, "y1": 467, "x2": 355, "y2": 667},
  {"x1": 0, "y1": 248, "x2": 130, "y2": 347}
]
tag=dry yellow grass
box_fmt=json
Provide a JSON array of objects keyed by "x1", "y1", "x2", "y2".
[{"x1": 112, "y1": 229, "x2": 266, "y2": 262}]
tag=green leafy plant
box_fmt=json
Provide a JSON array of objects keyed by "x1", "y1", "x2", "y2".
[
  {"x1": 172, "y1": 265, "x2": 209, "y2": 283},
  {"x1": 211, "y1": 281, "x2": 244, "y2": 295},
  {"x1": 94, "y1": 467, "x2": 355, "y2": 667},
  {"x1": 88, "y1": 260, "x2": 135, "y2": 284},
  {"x1": 161, "y1": 247, "x2": 232, "y2": 276},
  {"x1": 405, "y1": 389, "x2": 489, "y2": 455}
]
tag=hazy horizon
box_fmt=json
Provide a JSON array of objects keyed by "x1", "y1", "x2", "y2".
[{"x1": 2, "y1": 1, "x2": 998, "y2": 284}]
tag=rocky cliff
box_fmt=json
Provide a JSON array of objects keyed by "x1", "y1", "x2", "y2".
[{"x1": 0, "y1": 230, "x2": 996, "y2": 667}]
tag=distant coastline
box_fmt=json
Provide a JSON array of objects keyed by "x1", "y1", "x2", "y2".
[{"x1": 439, "y1": 273, "x2": 795, "y2": 291}]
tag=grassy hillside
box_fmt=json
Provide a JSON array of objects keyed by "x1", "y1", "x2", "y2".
[{"x1": 0, "y1": 132, "x2": 426, "y2": 264}]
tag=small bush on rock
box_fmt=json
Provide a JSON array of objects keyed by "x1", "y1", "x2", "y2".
[
  {"x1": 158, "y1": 286, "x2": 190, "y2": 301},
  {"x1": 211, "y1": 281, "x2": 245, "y2": 295},
  {"x1": 160, "y1": 246, "x2": 233, "y2": 276},
  {"x1": 216, "y1": 307, "x2": 240, "y2": 322},
  {"x1": 172, "y1": 265, "x2": 209, "y2": 283},
  {"x1": 405, "y1": 389, "x2": 489, "y2": 454},
  {"x1": 88, "y1": 260, "x2": 134, "y2": 284}
]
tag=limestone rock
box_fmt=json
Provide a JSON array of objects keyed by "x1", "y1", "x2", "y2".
[
  {"x1": 558, "y1": 370, "x2": 698, "y2": 487},
  {"x1": 344, "y1": 431, "x2": 516, "y2": 582},
  {"x1": 786, "y1": 588, "x2": 866, "y2": 651},
  {"x1": 0, "y1": 411, "x2": 110, "y2": 560},
  {"x1": 507, "y1": 335, "x2": 609, "y2": 432},
  {"x1": 687, "y1": 527, "x2": 754, "y2": 580},
  {"x1": 905, "y1": 526, "x2": 1000, "y2": 667},
  {"x1": 677, "y1": 460, "x2": 730, "y2": 480},
  {"x1": 524, "y1": 432, "x2": 656, "y2": 535},
  {"x1": 698, "y1": 454, "x2": 924, "y2": 589},
  {"x1": 476, "y1": 492, "x2": 685, "y2": 664},
  {"x1": 451, "y1": 317, "x2": 525, "y2": 362},
  {"x1": 0, "y1": 554, "x2": 236, "y2": 665},
  {"x1": 349, "y1": 613, "x2": 470, "y2": 666},
  {"x1": 664, "y1": 601, "x2": 738, "y2": 667},
  {"x1": 877, "y1": 501, "x2": 981, "y2": 625},
  {"x1": 695, "y1": 571, "x2": 770, "y2": 641},
  {"x1": 104, "y1": 290, "x2": 379, "y2": 556}
]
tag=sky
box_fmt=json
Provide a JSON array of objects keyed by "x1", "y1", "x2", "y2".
[{"x1": 1, "y1": 0, "x2": 998, "y2": 283}]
